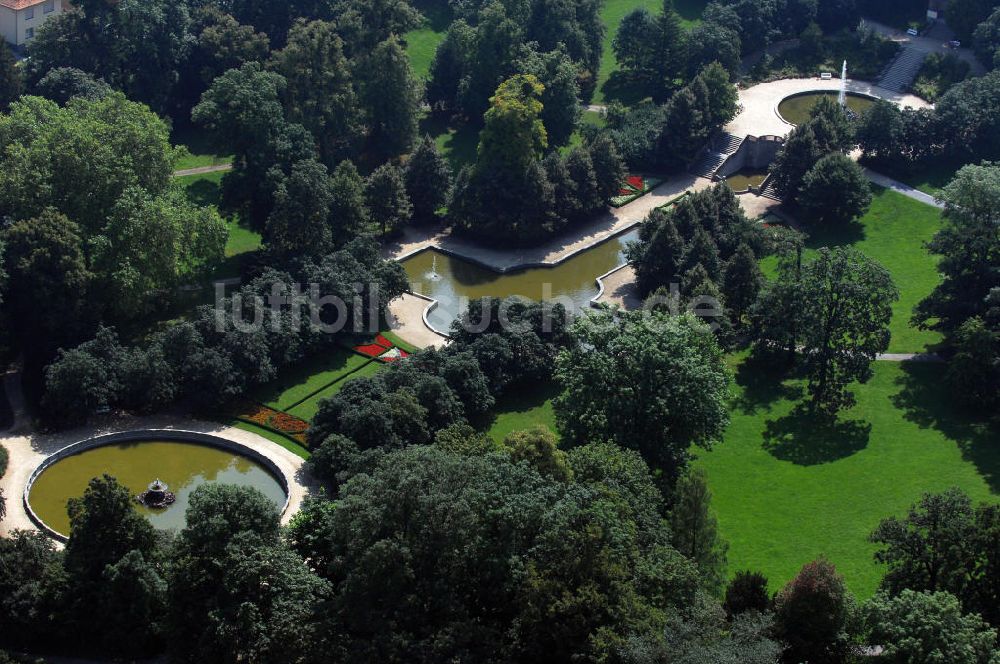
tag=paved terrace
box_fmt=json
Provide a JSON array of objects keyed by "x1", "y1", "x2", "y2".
[{"x1": 725, "y1": 77, "x2": 929, "y2": 138}]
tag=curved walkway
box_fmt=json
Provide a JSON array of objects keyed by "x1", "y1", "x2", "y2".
[{"x1": 0, "y1": 410, "x2": 315, "y2": 539}]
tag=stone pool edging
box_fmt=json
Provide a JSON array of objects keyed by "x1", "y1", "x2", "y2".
[
  {"x1": 399, "y1": 221, "x2": 649, "y2": 338},
  {"x1": 772, "y1": 88, "x2": 881, "y2": 127},
  {"x1": 22, "y1": 429, "x2": 293, "y2": 543},
  {"x1": 590, "y1": 263, "x2": 632, "y2": 309},
  {"x1": 396, "y1": 191, "x2": 694, "y2": 339}
]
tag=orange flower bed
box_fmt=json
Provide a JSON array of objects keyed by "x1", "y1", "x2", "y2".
[{"x1": 232, "y1": 400, "x2": 310, "y2": 439}]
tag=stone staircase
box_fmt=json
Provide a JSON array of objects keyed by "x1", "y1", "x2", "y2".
[
  {"x1": 760, "y1": 175, "x2": 781, "y2": 200},
  {"x1": 877, "y1": 46, "x2": 927, "y2": 92},
  {"x1": 690, "y1": 132, "x2": 744, "y2": 179}
]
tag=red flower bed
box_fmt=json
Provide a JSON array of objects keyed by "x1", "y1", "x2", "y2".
[
  {"x1": 354, "y1": 342, "x2": 388, "y2": 358},
  {"x1": 375, "y1": 333, "x2": 394, "y2": 348},
  {"x1": 627, "y1": 175, "x2": 645, "y2": 190}
]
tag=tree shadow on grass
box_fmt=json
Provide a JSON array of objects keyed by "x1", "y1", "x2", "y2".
[
  {"x1": 181, "y1": 177, "x2": 222, "y2": 208},
  {"x1": 802, "y1": 218, "x2": 866, "y2": 249},
  {"x1": 891, "y1": 361, "x2": 1000, "y2": 493},
  {"x1": 762, "y1": 404, "x2": 871, "y2": 465},
  {"x1": 732, "y1": 351, "x2": 804, "y2": 415},
  {"x1": 599, "y1": 71, "x2": 655, "y2": 106}
]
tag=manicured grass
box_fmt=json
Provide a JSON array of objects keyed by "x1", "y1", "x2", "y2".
[
  {"x1": 483, "y1": 361, "x2": 999, "y2": 599},
  {"x1": 229, "y1": 420, "x2": 311, "y2": 459},
  {"x1": 766, "y1": 188, "x2": 944, "y2": 353},
  {"x1": 250, "y1": 347, "x2": 374, "y2": 411},
  {"x1": 486, "y1": 381, "x2": 560, "y2": 442},
  {"x1": 286, "y1": 360, "x2": 385, "y2": 421},
  {"x1": 697, "y1": 358, "x2": 998, "y2": 599},
  {"x1": 420, "y1": 112, "x2": 480, "y2": 168},
  {"x1": 379, "y1": 330, "x2": 422, "y2": 354},
  {"x1": 405, "y1": 4, "x2": 450, "y2": 80}
]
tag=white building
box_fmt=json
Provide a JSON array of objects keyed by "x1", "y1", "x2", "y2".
[{"x1": 0, "y1": 0, "x2": 64, "y2": 47}]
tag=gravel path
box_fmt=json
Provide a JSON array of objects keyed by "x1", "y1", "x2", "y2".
[{"x1": 172, "y1": 163, "x2": 232, "y2": 177}]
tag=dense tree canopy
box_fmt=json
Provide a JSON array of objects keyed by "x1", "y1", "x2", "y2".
[
  {"x1": 555, "y1": 310, "x2": 731, "y2": 483},
  {"x1": 754, "y1": 247, "x2": 897, "y2": 417}
]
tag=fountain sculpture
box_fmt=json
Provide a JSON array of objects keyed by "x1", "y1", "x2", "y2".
[
  {"x1": 838, "y1": 60, "x2": 848, "y2": 107},
  {"x1": 137, "y1": 479, "x2": 176, "y2": 509}
]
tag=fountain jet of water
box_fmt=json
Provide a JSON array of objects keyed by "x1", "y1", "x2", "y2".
[{"x1": 838, "y1": 60, "x2": 848, "y2": 107}]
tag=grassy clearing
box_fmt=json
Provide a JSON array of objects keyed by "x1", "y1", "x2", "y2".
[
  {"x1": 866, "y1": 158, "x2": 963, "y2": 197},
  {"x1": 287, "y1": 360, "x2": 385, "y2": 421},
  {"x1": 486, "y1": 381, "x2": 560, "y2": 442},
  {"x1": 698, "y1": 358, "x2": 998, "y2": 599},
  {"x1": 176, "y1": 171, "x2": 263, "y2": 279},
  {"x1": 405, "y1": 4, "x2": 450, "y2": 80},
  {"x1": 250, "y1": 347, "x2": 374, "y2": 411},
  {"x1": 766, "y1": 188, "x2": 943, "y2": 353},
  {"x1": 172, "y1": 124, "x2": 232, "y2": 171}
]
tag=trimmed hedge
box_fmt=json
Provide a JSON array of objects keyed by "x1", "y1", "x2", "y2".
[{"x1": 0, "y1": 444, "x2": 7, "y2": 479}]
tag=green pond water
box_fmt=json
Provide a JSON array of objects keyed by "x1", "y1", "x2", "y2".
[
  {"x1": 29, "y1": 440, "x2": 286, "y2": 537},
  {"x1": 725, "y1": 169, "x2": 768, "y2": 191},
  {"x1": 403, "y1": 228, "x2": 638, "y2": 332},
  {"x1": 777, "y1": 91, "x2": 876, "y2": 126}
]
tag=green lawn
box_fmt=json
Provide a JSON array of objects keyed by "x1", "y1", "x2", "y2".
[
  {"x1": 250, "y1": 347, "x2": 374, "y2": 411},
  {"x1": 172, "y1": 124, "x2": 233, "y2": 171},
  {"x1": 486, "y1": 381, "x2": 560, "y2": 442},
  {"x1": 405, "y1": 4, "x2": 450, "y2": 80},
  {"x1": 481, "y1": 360, "x2": 999, "y2": 600},
  {"x1": 866, "y1": 158, "x2": 963, "y2": 197},
  {"x1": 767, "y1": 188, "x2": 944, "y2": 354},
  {"x1": 286, "y1": 360, "x2": 385, "y2": 421},
  {"x1": 698, "y1": 358, "x2": 998, "y2": 599}
]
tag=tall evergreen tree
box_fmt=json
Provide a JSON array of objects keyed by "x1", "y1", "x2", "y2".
[
  {"x1": 360, "y1": 35, "x2": 422, "y2": 161},
  {"x1": 404, "y1": 136, "x2": 452, "y2": 224},
  {"x1": 265, "y1": 158, "x2": 335, "y2": 256},
  {"x1": 366, "y1": 163, "x2": 412, "y2": 236},
  {"x1": 271, "y1": 19, "x2": 361, "y2": 165},
  {"x1": 329, "y1": 160, "x2": 370, "y2": 237},
  {"x1": 670, "y1": 467, "x2": 729, "y2": 595}
]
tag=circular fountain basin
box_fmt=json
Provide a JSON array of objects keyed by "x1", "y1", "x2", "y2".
[
  {"x1": 777, "y1": 91, "x2": 876, "y2": 126},
  {"x1": 26, "y1": 432, "x2": 288, "y2": 540}
]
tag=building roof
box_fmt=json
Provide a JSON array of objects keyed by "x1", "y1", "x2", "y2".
[{"x1": 0, "y1": 0, "x2": 48, "y2": 10}]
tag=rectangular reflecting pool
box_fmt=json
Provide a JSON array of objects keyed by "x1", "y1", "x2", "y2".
[{"x1": 402, "y1": 228, "x2": 639, "y2": 332}]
